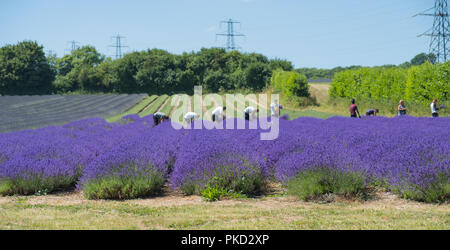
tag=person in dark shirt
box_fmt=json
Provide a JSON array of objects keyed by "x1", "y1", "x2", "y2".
[
  {"x1": 366, "y1": 109, "x2": 379, "y2": 116},
  {"x1": 349, "y1": 99, "x2": 361, "y2": 118},
  {"x1": 153, "y1": 112, "x2": 169, "y2": 126}
]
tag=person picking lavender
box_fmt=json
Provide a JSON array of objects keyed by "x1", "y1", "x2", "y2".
[
  {"x1": 153, "y1": 112, "x2": 170, "y2": 126},
  {"x1": 271, "y1": 100, "x2": 283, "y2": 117},
  {"x1": 430, "y1": 99, "x2": 440, "y2": 118},
  {"x1": 212, "y1": 106, "x2": 226, "y2": 122},
  {"x1": 184, "y1": 111, "x2": 199, "y2": 124},
  {"x1": 398, "y1": 100, "x2": 407, "y2": 116},
  {"x1": 244, "y1": 106, "x2": 259, "y2": 120},
  {"x1": 349, "y1": 99, "x2": 361, "y2": 118},
  {"x1": 365, "y1": 108, "x2": 379, "y2": 116}
]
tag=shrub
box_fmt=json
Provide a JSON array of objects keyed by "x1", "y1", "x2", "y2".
[
  {"x1": 0, "y1": 174, "x2": 79, "y2": 196},
  {"x1": 83, "y1": 169, "x2": 165, "y2": 200},
  {"x1": 181, "y1": 164, "x2": 264, "y2": 196},
  {"x1": 392, "y1": 173, "x2": 450, "y2": 204},
  {"x1": 271, "y1": 70, "x2": 310, "y2": 97},
  {"x1": 287, "y1": 168, "x2": 368, "y2": 201},
  {"x1": 200, "y1": 185, "x2": 247, "y2": 202},
  {"x1": 405, "y1": 62, "x2": 450, "y2": 104},
  {"x1": 200, "y1": 186, "x2": 228, "y2": 202}
]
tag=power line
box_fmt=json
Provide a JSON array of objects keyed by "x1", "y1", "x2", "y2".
[
  {"x1": 65, "y1": 40, "x2": 80, "y2": 55},
  {"x1": 109, "y1": 34, "x2": 128, "y2": 59},
  {"x1": 216, "y1": 19, "x2": 245, "y2": 51},
  {"x1": 414, "y1": 0, "x2": 450, "y2": 62},
  {"x1": 46, "y1": 50, "x2": 56, "y2": 57}
]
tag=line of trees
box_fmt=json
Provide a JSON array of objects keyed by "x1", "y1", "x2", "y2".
[
  {"x1": 296, "y1": 53, "x2": 437, "y2": 80},
  {"x1": 0, "y1": 41, "x2": 295, "y2": 95}
]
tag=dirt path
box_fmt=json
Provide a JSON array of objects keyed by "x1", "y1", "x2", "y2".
[
  {"x1": 156, "y1": 96, "x2": 171, "y2": 113},
  {"x1": 169, "y1": 95, "x2": 182, "y2": 117},
  {"x1": 0, "y1": 189, "x2": 444, "y2": 211},
  {"x1": 140, "y1": 96, "x2": 160, "y2": 113},
  {"x1": 187, "y1": 95, "x2": 192, "y2": 112}
]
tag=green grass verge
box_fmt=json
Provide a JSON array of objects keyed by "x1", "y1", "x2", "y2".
[
  {"x1": 282, "y1": 109, "x2": 339, "y2": 120},
  {"x1": 0, "y1": 194, "x2": 448, "y2": 229},
  {"x1": 327, "y1": 97, "x2": 450, "y2": 117}
]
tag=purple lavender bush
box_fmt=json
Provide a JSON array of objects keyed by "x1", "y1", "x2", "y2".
[
  {"x1": 79, "y1": 121, "x2": 181, "y2": 199},
  {"x1": 274, "y1": 116, "x2": 450, "y2": 203},
  {"x1": 0, "y1": 124, "x2": 94, "y2": 195},
  {"x1": 0, "y1": 114, "x2": 448, "y2": 203},
  {"x1": 170, "y1": 120, "x2": 270, "y2": 196}
]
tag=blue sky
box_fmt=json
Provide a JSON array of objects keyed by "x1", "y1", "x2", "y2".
[{"x1": 0, "y1": 0, "x2": 434, "y2": 68}]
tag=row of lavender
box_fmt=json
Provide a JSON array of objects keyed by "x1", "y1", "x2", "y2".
[{"x1": 0, "y1": 114, "x2": 448, "y2": 202}]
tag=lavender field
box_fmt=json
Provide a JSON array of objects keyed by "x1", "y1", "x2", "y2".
[{"x1": 0, "y1": 114, "x2": 449, "y2": 203}]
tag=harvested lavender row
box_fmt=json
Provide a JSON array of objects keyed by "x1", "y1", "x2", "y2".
[{"x1": 0, "y1": 94, "x2": 148, "y2": 133}]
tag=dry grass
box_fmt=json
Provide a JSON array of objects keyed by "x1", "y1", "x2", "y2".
[
  {"x1": 0, "y1": 190, "x2": 448, "y2": 230},
  {"x1": 309, "y1": 83, "x2": 330, "y2": 104}
]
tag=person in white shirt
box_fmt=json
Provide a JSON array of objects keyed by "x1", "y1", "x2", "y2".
[
  {"x1": 270, "y1": 100, "x2": 283, "y2": 117},
  {"x1": 244, "y1": 106, "x2": 259, "y2": 120},
  {"x1": 212, "y1": 106, "x2": 226, "y2": 122},
  {"x1": 430, "y1": 99, "x2": 440, "y2": 118},
  {"x1": 184, "y1": 112, "x2": 199, "y2": 124}
]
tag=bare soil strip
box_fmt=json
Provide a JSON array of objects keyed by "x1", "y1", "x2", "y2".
[
  {"x1": 140, "y1": 96, "x2": 160, "y2": 113},
  {"x1": 169, "y1": 95, "x2": 182, "y2": 117},
  {"x1": 156, "y1": 96, "x2": 171, "y2": 113},
  {"x1": 187, "y1": 96, "x2": 192, "y2": 112}
]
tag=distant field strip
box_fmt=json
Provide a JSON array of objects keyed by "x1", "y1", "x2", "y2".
[
  {"x1": 0, "y1": 94, "x2": 147, "y2": 133},
  {"x1": 107, "y1": 95, "x2": 158, "y2": 122},
  {"x1": 139, "y1": 95, "x2": 169, "y2": 117},
  {"x1": 0, "y1": 92, "x2": 339, "y2": 133},
  {"x1": 156, "y1": 95, "x2": 181, "y2": 116}
]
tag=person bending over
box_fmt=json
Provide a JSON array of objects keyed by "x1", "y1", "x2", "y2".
[
  {"x1": 366, "y1": 109, "x2": 379, "y2": 116},
  {"x1": 212, "y1": 106, "x2": 226, "y2": 122},
  {"x1": 244, "y1": 106, "x2": 259, "y2": 120},
  {"x1": 184, "y1": 112, "x2": 200, "y2": 124},
  {"x1": 153, "y1": 112, "x2": 170, "y2": 126}
]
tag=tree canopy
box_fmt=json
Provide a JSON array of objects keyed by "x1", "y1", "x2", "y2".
[{"x1": 0, "y1": 41, "x2": 55, "y2": 95}]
